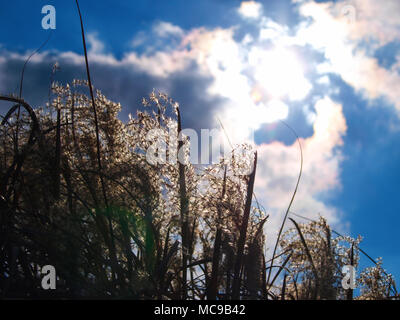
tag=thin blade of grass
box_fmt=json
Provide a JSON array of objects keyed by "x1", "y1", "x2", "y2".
[
  {"x1": 267, "y1": 121, "x2": 303, "y2": 289},
  {"x1": 289, "y1": 217, "x2": 319, "y2": 299},
  {"x1": 208, "y1": 165, "x2": 227, "y2": 300},
  {"x1": 232, "y1": 151, "x2": 257, "y2": 299}
]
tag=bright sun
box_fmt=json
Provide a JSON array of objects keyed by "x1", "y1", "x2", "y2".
[
  {"x1": 250, "y1": 46, "x2": 311, "y2": 101},
  {"x1": 213, "y1": 44, "x2": 312, "y2": 143},
  {"x1": 247, "y1": 46, "x2": 311, "y2": 124}
]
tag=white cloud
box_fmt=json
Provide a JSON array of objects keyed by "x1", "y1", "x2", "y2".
[
  {"x1": 346, "y1": 0, "x2": 400, "y2": 47},
  {"x1": 255, "y1": 96, "x2": 348, "y2": 244},
  {"x1": 238, "y1": 1, "x2": 263, "y2": 19},
  {"x1": 316, "y1": 75, "x2": 330, "y2": 85},
  {"x1": 87, "y1": 33, "x2": 105, "y2": 54},
  {"x1": 131, "y1": 31, "x2": 147, "y2": 48},
  {"x1": 153, "y1": 21, "x2": 184, "y2": 38},
  {"x1": 259, "y1": 18, "x2": 289, "y2": 42},
  {"x1": 122, "y1": 50, "x2": 192, "y2": 78},
  {"x1": 295, "y1": 0, "x2": 400, "y2": 112}
]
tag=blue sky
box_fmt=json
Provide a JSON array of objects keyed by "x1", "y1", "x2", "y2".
[{"x1": 1, "y1": 0, "x2": 400, "y2": 283}]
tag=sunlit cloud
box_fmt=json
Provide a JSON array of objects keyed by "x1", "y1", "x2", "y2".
[
  {"x1": 153, "y1": 21, "x2": 184, "y2": 38},
  {"x1": 295, "y1": 0, "x2": 400, "y2": 112},
  {"x1": 238, "y1": 1, "x2": 263, "y2": 19},
  {"x1": 256, "y1": 96, "x2": 348, "y2": 242},
  {"x1": 259, "y1": 18, "x2": 290, "y2": 42},
  {"x1": 259, "y1": 99, "x2": 289, "y2": 122},
  {"x1": 249, "y1": 46, "x2": 312, "y2": 101}
]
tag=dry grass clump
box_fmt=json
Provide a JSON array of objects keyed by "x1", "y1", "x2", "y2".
[{"x1": 0, "y1": 84, "x2": 397, "y2": 299}]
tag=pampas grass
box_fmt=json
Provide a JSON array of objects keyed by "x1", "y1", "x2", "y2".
[{"x1": 0, "y1": 0, "x2": 397, "y2": 300}]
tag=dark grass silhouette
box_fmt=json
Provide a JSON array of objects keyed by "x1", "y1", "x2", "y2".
[{"x1": 0, "y1": 0, "x2": 397, "y2": 300}]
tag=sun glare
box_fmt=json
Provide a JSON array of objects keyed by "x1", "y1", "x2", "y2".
[{"x1": 250, "y1": 46, "x2": 311, "y2": 101}]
